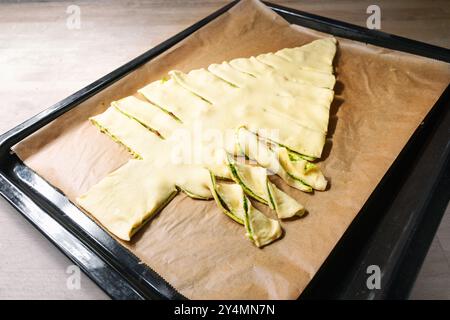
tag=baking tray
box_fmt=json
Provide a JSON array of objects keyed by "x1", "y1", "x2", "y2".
[{"x1": 0, "y1": 1, "x2": 449, "y2": 300}]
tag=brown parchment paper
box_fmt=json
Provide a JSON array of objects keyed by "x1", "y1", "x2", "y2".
[{"x1": 13, "y1": 0, "x2": 450, "y2": 299}]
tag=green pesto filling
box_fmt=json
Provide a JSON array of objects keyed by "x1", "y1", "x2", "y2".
[
  {"x1": 266, "y1": 181, "x2": 277, "y2": 210},
  {"x1": 304, "y1": 161, "x2": 317, "y2": 172},
  {"x1": 140, "y1": 96, "x2": 183, "y2": 124},
  {"x1": 242, "y1": 197, "x2": 254, "y2": 241},
  {"x1": 244, "y1": 128, "x2": 317, "y2": 161},
  {"x1": 90, "y1": 118, "x2": 142, "y2": 160},
  {"x1": 113, "y1": 106, "x2": 165, "y2": 140},
  {"x1": 177, "y1": 186, "x2": 212, "y2": 200},
  {"x1": 210, "y1": 73, "x2": 239, "y2": 88},
  {"x1": 285, "y1": 170, "x2": 313, "y2": 192},
  {"x1": 274, "y1": 141, "x2": 316, "y2": 162},
  {"x1": 209, "y1": 172, "x2": 244, "y2": 225},
  {"x1": 227, "y1": 160, "x2": 268, "y2": 205},
  {"x1": 191, "y1": 91, "x2": 212, "y2": 105}
]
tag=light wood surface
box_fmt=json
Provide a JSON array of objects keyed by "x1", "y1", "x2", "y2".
[{"x1": 0, "y1": 0, "x2": 449, "y2": 299}]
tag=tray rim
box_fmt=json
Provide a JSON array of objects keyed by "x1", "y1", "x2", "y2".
[{"x1": 0, "y1": 0, "x2": 449, "y2": 300}]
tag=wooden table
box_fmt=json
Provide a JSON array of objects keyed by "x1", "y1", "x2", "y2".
[{"x1": 0, "y1": 0, "x2": 448, "y2": 299}]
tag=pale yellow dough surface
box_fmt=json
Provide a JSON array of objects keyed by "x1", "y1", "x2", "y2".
[{"x1": 77, "y1": 38, "x2": 337, "y2": 245}]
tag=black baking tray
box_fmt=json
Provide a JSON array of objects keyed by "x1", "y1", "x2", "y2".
[{"x1": 0, "y1": 0, "x2": 449, "y2": 300}]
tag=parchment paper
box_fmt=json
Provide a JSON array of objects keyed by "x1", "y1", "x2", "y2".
[{"x1": 13, "y1": 0, "x2": 450, "y2": 299}]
